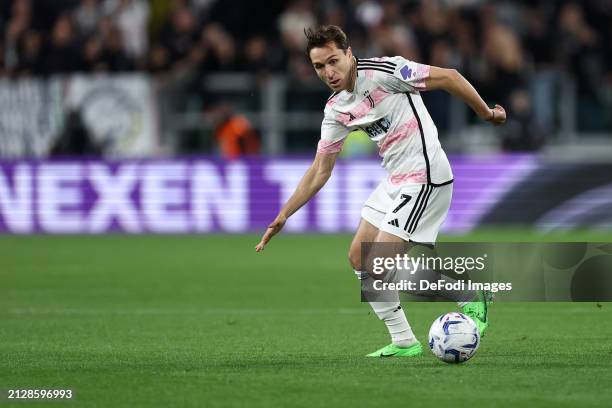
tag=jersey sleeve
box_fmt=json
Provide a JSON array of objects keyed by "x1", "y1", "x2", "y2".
[
  {"x1": 317, "y1": 108, "x2": 349, "y2": 154},
  {"x1": 364, "y1": 56, "x2": 431, "y2": 94}
]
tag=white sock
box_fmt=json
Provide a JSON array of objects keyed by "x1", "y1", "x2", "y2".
[
  {"x1": 371, "y1": 302, "x2": 417, "y2": 347},
  {"x1": 354, "y1": 270, "x2": 368, "y2": 280},
  {"x1": 355, "y1": 270, "x2": 418, "y2": 347}
]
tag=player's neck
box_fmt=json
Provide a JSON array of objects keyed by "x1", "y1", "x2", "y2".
[{"x1": 346, "y1": 56, "x2": 357, "y2": 93}]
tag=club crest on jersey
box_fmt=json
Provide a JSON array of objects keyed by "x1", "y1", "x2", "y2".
[
  {"x1": 360, "y1": 90, "x2": 376, "y2": 108},
  {"x1": 400, "y1": 65, "x2": 414, "y2": 80}
]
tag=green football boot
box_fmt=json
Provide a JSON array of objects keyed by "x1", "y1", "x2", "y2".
[
  {"x1": 462, "y1": 290, "x2": 492, "y2": 337},
  {"x1": 366, "y1": 342, "x2": 423, "y2": 357}
]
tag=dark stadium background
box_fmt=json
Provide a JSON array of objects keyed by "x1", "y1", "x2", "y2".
[{"x1": 1, "y1": 1, "x2": 611, "y2": 407}]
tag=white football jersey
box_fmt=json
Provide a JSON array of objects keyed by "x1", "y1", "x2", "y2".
[{"x1": 317, "y1": 56, "x2": 453, "y2": 186}]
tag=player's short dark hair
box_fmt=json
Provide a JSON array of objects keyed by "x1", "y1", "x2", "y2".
[{"x1": 304, "y1": 25, "x2": 349, "y2": 60}]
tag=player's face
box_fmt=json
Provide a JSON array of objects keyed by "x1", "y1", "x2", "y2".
[{"x1": 310, "y1": 43, "x2": 353, "y2": 91}]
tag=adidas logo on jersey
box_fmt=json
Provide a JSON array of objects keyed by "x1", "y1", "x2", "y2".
[{"x1": 387, "y1": 219, "x2": 399, "y2": 227}]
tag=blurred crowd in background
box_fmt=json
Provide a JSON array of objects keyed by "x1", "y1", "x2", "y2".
[{"x1": 0, "y1": 0, "x2": 611, "y2": 156}]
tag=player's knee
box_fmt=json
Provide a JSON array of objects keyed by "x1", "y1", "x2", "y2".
[{"x1": 348, "y1": 244, "x2": 361, "y2": 270}]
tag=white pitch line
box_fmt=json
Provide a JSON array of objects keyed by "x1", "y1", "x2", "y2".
[{"x1": 6, "y1": 307, "x2": 368, "y2": 316}]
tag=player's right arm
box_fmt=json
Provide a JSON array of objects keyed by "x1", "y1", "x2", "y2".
[{"x1": 255, "y1": 151, "x2": 339, "y2": 252}]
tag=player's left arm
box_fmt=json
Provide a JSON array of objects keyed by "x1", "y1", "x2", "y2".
[{"x1": 424, "y1": 67, "x2": 506, "y2": 126}]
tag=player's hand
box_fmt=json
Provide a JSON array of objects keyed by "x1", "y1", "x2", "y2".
[
  {"x1": 486, "y1": 104, "x2": 506, "y2": 126},
  {"x1": 255, "y1": 215, "x2": 287, "y2": 252}
]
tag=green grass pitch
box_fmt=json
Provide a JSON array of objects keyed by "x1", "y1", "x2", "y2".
[{"x1": 2, "y1": 231, "x2": 612, "y2": 407}]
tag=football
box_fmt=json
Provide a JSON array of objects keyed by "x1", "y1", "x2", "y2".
[{"x1": 428, "y1": 312, "x2": 480, "y2": 363}]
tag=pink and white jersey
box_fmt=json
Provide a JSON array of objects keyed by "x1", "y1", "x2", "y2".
[{"x1": 318, "y1": 56, "x2": 453, "y2": 186}]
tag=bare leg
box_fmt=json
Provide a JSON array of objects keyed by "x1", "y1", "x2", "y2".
[{"x1": 348, "y1": 218, "x2": 379, "y2": 272}]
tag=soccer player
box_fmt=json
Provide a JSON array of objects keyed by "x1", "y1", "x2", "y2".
[{"x1": 255, "y1": 25, "x2": 506, "y2": 357}]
